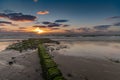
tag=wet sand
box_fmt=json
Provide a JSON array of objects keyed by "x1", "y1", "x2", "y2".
[
  {"x1": 0, "y1": 50, "x2": 43, "y2": 80},
  {"x1": 52, "y1": 53, "x2": 120, "y2": 80},
  {"x1": 46, "y1": 41, "x2": 120, "y2": 80}
]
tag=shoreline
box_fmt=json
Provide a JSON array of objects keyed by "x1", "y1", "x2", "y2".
[{"x1": 1, "y1": 36, "x2": 120, "y2": 42}]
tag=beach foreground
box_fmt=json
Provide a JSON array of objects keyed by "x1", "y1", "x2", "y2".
[
  {"x1": 52, "y1": 54, "x2": 120, "y2": 80},
  {"x1": 47, "y1": 41, "x2": 120, "y2": 80},
  {"x1": 0, "y1": 49, "x2": 43, "y2": 80},
  {"x1": 1, "y1": 39, "x2": 120, "y2": 80}
]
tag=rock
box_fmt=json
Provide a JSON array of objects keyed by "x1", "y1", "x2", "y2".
[
  {"x1": 8, "y1": 61, "x2": 14, "y2": 65},
  {"x1": 67, "y1": 73, "x2": 73, "y2": 77},
  {"x1": 11, "y1": 57, "x2": 16, "y2": 59}
]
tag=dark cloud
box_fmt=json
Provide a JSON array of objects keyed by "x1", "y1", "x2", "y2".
[
  {"x1": 0, "y1": 21, "x2": 17, "y2": 26},
  {"x1": 113, "y1": 22, "x2": 120, "y2": 26},
  {"x1": 50, "y1": 28, "x2": 60, "y2": 30},
  {"x1": 65, "y1": 29, "x2": 75, "y2": 33},
  {"x1": 94, "y1": 25, "x2": 111, "y2": 30},
  {"x1": 107, "y1": 16, "x2": 120, "y2": 20},
  {"x1": 48, "y1": 23, "x2": 62, "y2": 27},
  {"x1": 62, "y1": 25, "x2": 70, "y2": 27},
  {"x1": 34, "y1": 23, "x2": 61, "y2": 28},
  {"x1": 0, "y1": 21, "x2": 12, "y2": 24},
  {"x1": 40, "y1": 20, "x2": 70, "y2": 28},
  {"x1": 0, "y1": 13, "x2": 36, "y2": 22},
  {"x1": 8, "y1": 13, "x2": 37, "y2": 22},
  {"x1": 41, "y1": 21, "x2": 61, "y2": 27},
  {"x1": 42, "y1": 21, "x2": 62, "y2": 27},
  {"x1": 77, "y1": 28, "x2": 90, "y2": 32},
  {"x1": 55, "y1": 19, "x2": 68, "y2": 23},
  {"x1": 40, "y1": 19, "x2": 70, "y2": 28},
  {"x1": 0, "y1": 13, "x2": 7, "y2": 18},
  {"x1": 0, "y1": 21, "x2": 18, "y2": 26},
  {"x1": 42, "y1": 21, "x2": 51, "y2": 25},
  {"x1": 33, "y1": 25, "x2": 47, "y2": 28}
]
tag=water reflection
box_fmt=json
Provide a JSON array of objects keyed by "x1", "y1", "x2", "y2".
[
  {"x1": 47, "y1": 41, "x2": 120, "y2": 60},
  {"x1": 0, "y1": 42, "x2": 14, "y2": 52}
]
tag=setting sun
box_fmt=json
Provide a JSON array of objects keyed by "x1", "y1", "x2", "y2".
[{"x1": 34, "y1": 27, "x2": 44, "y2": 34}]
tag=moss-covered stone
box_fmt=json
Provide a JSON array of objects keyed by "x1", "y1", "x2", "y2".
[
  {"x1": 7, "y1": 38, "x2": 59, "y2": 52},
  {"x1": 53, "y1": 76, "x2": 65, "y2": 80},
  {"x1": 38, "y1": 42, "x2": 65, "y2": 80},
  {"x1": 44, "y1": 59, "x2": 57, "y2": 69},
  {"x1": 47, "y1": 67, "x2": 61, "y2": 79}
]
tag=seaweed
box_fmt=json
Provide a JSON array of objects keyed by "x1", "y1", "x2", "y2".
[{"x1": 38, "y1": 44, "x2": 65, "y2": 80}]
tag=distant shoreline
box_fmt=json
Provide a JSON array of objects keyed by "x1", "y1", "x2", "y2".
[
  {"x1": 1, "y1": 36, "x2": 120, "y2": 42},
  {"x1": 0, "y1": 39, "x2": 24, "y2": 42}
]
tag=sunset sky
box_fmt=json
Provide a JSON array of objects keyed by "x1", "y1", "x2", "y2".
[{"x1": 0, "y1": 0, "x2": 120, "y2": 36}]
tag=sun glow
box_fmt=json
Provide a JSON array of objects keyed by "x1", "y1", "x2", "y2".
[{"x1": 34, "y1": 27, "x2": 44, "y2": 34}]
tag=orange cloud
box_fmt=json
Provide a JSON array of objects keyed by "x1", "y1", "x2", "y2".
[{"x1": 37, "y1": 11, "x2": 49, "y2": 15}]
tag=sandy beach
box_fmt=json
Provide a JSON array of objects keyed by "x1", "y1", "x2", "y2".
[
  {"x1": 52, "y1": 53, "x2": 120, "y2": 80},
  {"x1": 0, "y1": 49, "x2": 43, "y2": 80}
]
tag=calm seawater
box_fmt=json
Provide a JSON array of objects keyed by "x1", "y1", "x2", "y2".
[
  {"x1": 0, "y1": 42, "x2": 12, "y2": 51},
  {"x1": 0, "y1": 39, "x2": 19, "y2": 52},
  {"x1": 52, "y1": 41, "x2": 120, "y2": 59},
  {"x1": 1, "y1": 38, "x2": 120, "y2": 60},
  {"x1": 48, "y1": 41, "x2": 120, "y2": 80}
]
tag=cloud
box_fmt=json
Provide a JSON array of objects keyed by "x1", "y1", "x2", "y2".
[
  {"x1": 50, "y1": 28, "x2": 60, "y2": 30},
  {"x1": 77, "y1": 28, "x2": 90, "y2": 32},
  {"x1": 94, "y1": 25, "x2": 111, "y2": 30},
  {"x1": 39, "y1": 20, "x2": 70, "y2": 28},
  {"x1": 0, "y1": 21, "x2": 17, "y2": 26},
  {"x1": 42, "y1": 21, "x2": 62, "y2": 27},
  {"x1": 0, "y1": 13, "x2": 7, "y2": 18},
  {"x1": 48, "y1": 23, "x2": 61, "y2": 27},
  {"x1": 19, "y1": 27, "x2": 27, "y2": 29},
  {"x1": 0, "y1": 28, "x2": 7, "y2": 32},
  {"x1": 65, "y1": 29, "x2": 75, "y2": 33},
  {"x1": 42, "y1": 21, "x2": 70, "y2": 27},
  {"x1": 62, "y1": 24, "x2": 70, "y2": 27},
  {"x1": 0, "y1": 13, "x2": 37, "y2": 22},
  {"x1": 37, "y1": 11, "x2": 49, "y2": 15},
  {"x1": 55, "y1": 19, "x2": 68, "y2": 23},
  {"x1": 107, "y1": 16, "x2": 120, "y2": 20},
  {"x1": 113, "y1": 22, "x2": 120, "y2": 26},
  {"x1": 33, "y1": 25, "x2": 47, "y2": 28},
  {"x1": 42, "y1": 21, "x2": 52, "y2": 25},
  {"x1": 33, "y1": 23, "x2": 61, "y2": 29},
  {"x1": 0, "y1": 21, "x2": 12, "y2": 24}
]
